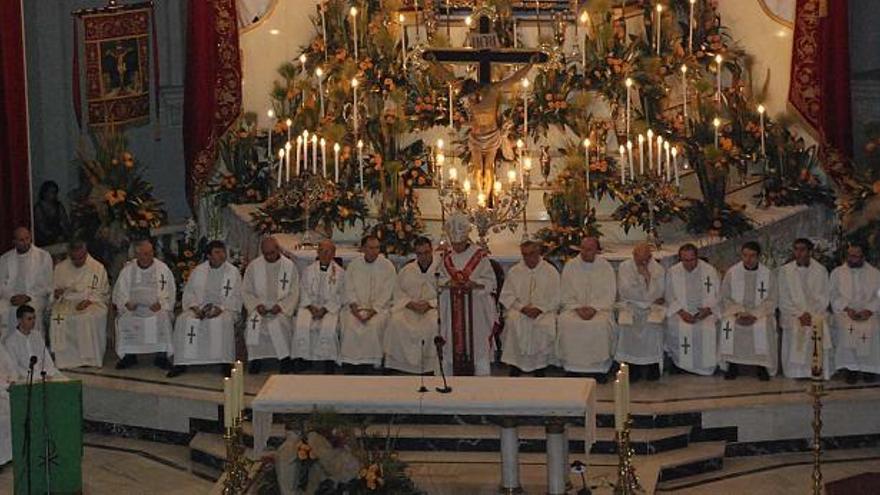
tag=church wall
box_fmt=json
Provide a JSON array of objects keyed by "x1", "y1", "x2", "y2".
[{"x1": 24, "y1": 0, "x2": 191, "y2": 223}]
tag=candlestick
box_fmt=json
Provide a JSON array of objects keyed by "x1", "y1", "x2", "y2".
[
  {"x1": 284, "y1": 141, "x2": 292, "y2": 182},
  {"x1": 513, "y1": 18, "x2": 518, "y2": 48},
  {"x1": 448, "y1": 83, "x2": 454, "y2": 129},
  {"x1": 436, "y1": 152, "x2": 445, "y2": 189},
  {"x1": 758, "y1": 104, "x2": 766, "y2": 156},
  {"x1": 414, "y1": 0, "x2": 421, "y2": 41},
  {"x1": 664, "y1": 140, "x2": 671, "y2": 182},
  {"x1": 285, "y1": 118, "x2": 292, "y2": 143},
  {"x1": 619, "y1": 145, "x2": 626, "y2": 184},
  {"x1": 689, "y1": 0, "x2": 696, "y2": 53},
  {"x1": 350, "y1": 6, "x2": 359, "y2": 62},
  {"x1": 311, "y1": 134, "x2": 318, "y2": 174},
  {"x1": 316, "y1": 67, "x2": 325, "y2": 119},
  {"x1": 655, "y1": 135, "x2": 663, "y2": 175},
  {"x1": 626, "y1": 140, "x2": 634, "y2": 178},
  {"x1": 625, "y1": 77, "x2": 633, "y2": 137},
  {"x1": 320, "y1": 2, "x2": 328, "y2": 61},
  {"x1": 302, "y1": 130, "x2": 309, "y2": 172},
  {"x1": 672, "y1": 147, "x2": 680, "y2": 186},
  {"x1": 681, "y1": 65, "x2": 688, "y2": 129},
  {"x1": 295, "y1": 136, "x2": 302, "y2": 175},
  {"x1": 357, "y1": 139, "x2": 364, "y2": 189},
  {"x1": 637, "y1": 134, "x2": 645, "y2": 175},
  {"x1": 223, "y1": 377, "x2": 232, "y2": 428},
  {"x1": 299, "y1": 53, "x2": 306, "y2": 76},
  {"x1": 351, "y1": 78, "x2": 359, "y2": 135},
  {"x1": 580, "y1": 12, "x2": 590, "y2": 70},
  {"x1": 449, "y1": 166, "x2": 458, "y2": 182},
  {"x1": 646, "y1": 129, "x2": 654, "y2": 172},
  {"x1": 517, "y1": 139, "x2": 525, "y2": 188},
  {"x1": 656, "y1": 4, "x2": 663, "y2": 55},
  {"x1": 620, "y1": 363, "x2": 630, "y2": 416},
  {"x1": 713, "y1": 117, "x2": 721, "y2": 147},
  {"x1": 522, "y1": 78, "x2": 530, "y2": 143},
  {"x1": 320, "y1": 137, "x2": 327, "y2": 177},
  {"x1": 477, "y1": 191, "x2": 486, "y2": 207},
  {"x1": 277, "y1": 149, "x2": 285, "y2": 188},
  {"x1": 399, "y1": 14, "x2": 407, "y2": 68},
  {"x1": 614, "y1": 377, "x2": 624, "y2": 432},
  {"x1": 267, "y1": 109, "x2": 275, "y2": 160},
  {"x1": 715, "y1": 54, "x2": 723, "y2": 105},
  {"x1": 583, "y1": 138, "x2": 591, "y2": 192},
  {"x1": 333, "y1": 142, "x2": 340, "y2": 182}
]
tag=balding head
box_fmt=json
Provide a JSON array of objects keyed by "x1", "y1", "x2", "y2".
[
  {"x1": 632, "y1": 243, "x2": 652, "y2": 266},
  {"x1": 317, "y1": 239, "x2": 336, "y2": 265},
  {"x1": 261, "y1": 236, "x2": 281, "y2": 262},
  {"x1": 12, "y1": 227, "x2": 31, "y2": 253},
  {"x1": 579, "y1": 236, "x2": 600, "y2": 262}
]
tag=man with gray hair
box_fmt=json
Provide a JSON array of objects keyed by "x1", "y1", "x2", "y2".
[
  {"x1": 615, "y1": 243, "x2": 666, "y2": 381},
  {"x1": 0, "y1": 227, "x2": 53, "y2": 340}
]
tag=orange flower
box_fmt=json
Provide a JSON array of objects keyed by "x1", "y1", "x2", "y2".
[
  {"x1": 872, "y1": 181, "x2": 880, "y2": 195},
  {"x1": 105, "y1": 189, "x2": 127, "y2": 206}
]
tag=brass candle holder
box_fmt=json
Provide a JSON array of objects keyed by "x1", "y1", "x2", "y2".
[
  {"x1": 222, "y1": 416, "x2": 252, "y2": 494},
  {"x1": 614, "y1": 416, "x2": 643, "y2": 494},
  {"x1": 809, "y1": 325, "x2": 825, "y2": 495}
]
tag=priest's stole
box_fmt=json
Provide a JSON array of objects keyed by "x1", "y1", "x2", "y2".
[{"x1": 10, "y1": 381, "x2": 83, "y2": 495}]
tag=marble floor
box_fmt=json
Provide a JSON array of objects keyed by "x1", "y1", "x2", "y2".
[{"x1": 0, "y1": 433, "x2": 212, "y2": 495}]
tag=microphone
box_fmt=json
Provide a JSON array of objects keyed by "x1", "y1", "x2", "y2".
[
  {"x1": 29, "y1": 355, "x2": 38, "y2": 370},
  {"x1": 434, "y1": 335, "x2": 452, "y2": 393}
]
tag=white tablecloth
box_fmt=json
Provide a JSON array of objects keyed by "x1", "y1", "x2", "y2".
[{"x1": 251, "y1": 375, "x2": 597, "y2": 456}]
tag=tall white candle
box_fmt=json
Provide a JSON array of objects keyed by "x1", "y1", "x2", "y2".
[
  {"x1": 758, "y1": 104, "x2": 766, "y2": 156},
  {"x1": 656, "y1": 4, "x2": 663, "y2": 55},
  {"x1": 656, "y1": 135, "x2": 663, "y2": 175},
  {"x1": 681, "y1": 65, "x2": 688, "y2": 126},
  {"x1": 637, "y1": 134, "x2": 645, "y2": 174},
  {"x1": 513, "y1": 18, "x2": 518, "y2": 48},
  {"x1": 689, "y1": 0, "x2": 695, "y2": 54},
  {"x1": 522, "y1": 78, "x2": 530, "y2": 144},
  {"x1": 436, "y1": 152, "x2": 445, "y2": 190},
  {"x1": 713, "y1": 117, "x2": 721, "y2": 147},
  {"x1": 625, "y1": 77, "x2": 633, "y2": 137},
  {"x1": 646, "y1": 129, "x2": 654, "y2": 172},
  {"x1": 286, "y1": 118, "x2": 292, "y2": 143},
  {"x1": 320, "y1": 137, "x2": 327, "y2": 177},
  {"x1": 448, "y1": 83, "x2": 454, "y2": 129},
  {"x1": 620, "y1": 363, "x2": 630, "y2": 416},
  {"x1": 583, "y1": 138, "x2": 591, "y2": 191},
  {"x1": 614, "y1": 378, "x2": 624, "y2": 432},
  {"x1": 350, "y1": 6, "x2": 359, "y2": 62},
  {"x1": 626, "y1": 140, "x2": 634, "y2": 178},
  {"x1": 267, "y1": 109, "x2": 275, "y2": 159},
  {"x1": 311, "y1": 134, "x2": 318, "y2": 174},
  {"x1": 302, "y1": 130, "x2": 309, "y2": 172},
  {"x1": 299, "y1": 54, "x2": 306, "y2": 75},
  {"x1": 277, "y1": 149, "x2": 285, "y2": 188},
  {"x1": 672, "y1": 146, "x2": 680, "y2": 186},
  {"x1": 664, "y1": 140, "x2": 671, "y2": 181},
  {"x1": 295, "y1": 136, "x2": 302, "y2": 175},
  {"x1": 517, "y1": 139, "x2": 525, "y2": 187},
  {"x1": 351, "y1": 78, "x2": 359, "y2": 134},
  {"x1": 399, "y1": 14, "x2": 407, "y2": 68},
  {"x1": 333, "y1": 142, "x2": 340, "y2": 182},
  {"x1": 580, "y1": 12, "x2": 589, "y2": 69},
  {"x1": 357, "y1": 139, "x2": 364, "y2": 189},
  {"x1": 715, "y1": 54, "x2": 723, "y2": 105},
  {"x1": 619, "y1": 145, "x2": 626, "y2": 183},
  {"x1": 320, "y1": 1, "x2": 328, "y2": 60},
  {"x1": 223, "y1": 377, "x2": 232, "y2": 428},
  {"x1": 316, "y1": 67, "x2": 325, "y2": 119},
  {"x1": 285, "y1": 141, "x2": 292, "y2": 182}
]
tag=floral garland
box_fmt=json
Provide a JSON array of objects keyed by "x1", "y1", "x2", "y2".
[
  {"x1": 609, "y1": 176, "x2": 688, "y2": 235},
  {"x1": 206, "y1": 113, "x2": 273, "y2": 207},
  {"x1": 251, "y1": 174, "x2": 367, "y2": 235}
]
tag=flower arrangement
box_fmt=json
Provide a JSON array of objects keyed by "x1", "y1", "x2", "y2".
[
  {"x1": 70, "y1": 129, "x2": 167, "y2": 274},
  {"x1": 206, "y1": 113, "x2": 273, "y2": 207},
  {"x1": 609, "y1": 176, "x2": 688, "y2": 235},
  {"x1": 251, "y1": 174, "x2": 367, "y2": 235}
]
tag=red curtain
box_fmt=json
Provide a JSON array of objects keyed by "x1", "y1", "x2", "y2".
[
  {"x1": 0, "y1": 0, "x2": 31, "y2": 251},
  {"x1": 789, "y1": 0, "x2": 852, "y2": 156},
  {"x1": 183, "y1": 0, "x2": 242, "y2": 205}
]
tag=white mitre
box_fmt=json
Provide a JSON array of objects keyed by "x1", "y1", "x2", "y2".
[{"x1": 444, "y1": 212, "x2": 472, "y2": 244}]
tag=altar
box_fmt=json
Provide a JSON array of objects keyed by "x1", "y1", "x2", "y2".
[{"x1": 251, "y1": 375, "x2": 597, "y2": 493}]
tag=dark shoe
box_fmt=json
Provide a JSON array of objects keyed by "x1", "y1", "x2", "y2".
[
  {"x1": 863, "y1": 372, "x2": 877, "y2": 383},
  {"x1": 153, "y1": 354, "x2": 171, "y2": 370},
  {"x1": 845, "y1": 369, "x2": 859, "y2": 384},
  {"x1": 323, "y1": 361, "x2": 336, "y2": 374},
  {"x1": 629, "y1": 364, "x2": 642, "y2": 383},
  {"x1": 646, "y1": 364, "x2": 661, "y2": 382},
  {"x1": 248, "y1": 360, "x2": 263, "y2": 375},
  {"x1": 594, "y1": 372, "x2": 608, "y2": 385},
  {"x1": 115, "y1": 354, "x2": 137, "y2": 369},
  {"x1": 220, "y1": 364, "x2": 232, "y2": 376},
  {"x1": 534, "y1": 368, "x2": 546, "y2": 378},
  {"x1": 758, "y1": 367, "x2": 771, "y2": 381},
  {"x1": 724, "y1": 363, "x2": 739, "y2": 380},
  {"x1": 509, "y1": 367, "x2": 522, "y2": 377},
  {"x1": 166, "y1": 365, "x2": 186, "y2": 378}
]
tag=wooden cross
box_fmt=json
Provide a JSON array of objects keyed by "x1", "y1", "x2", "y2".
[
  {"x1": 250, "y1": 314, "x2": 260, "y2": 331},
  {"x1": 861, "y1": 333, "x2": 869, "y2": 344},
  {"x1": 421, "y1": 12, "x2": 547, "y2": 85},
  {"x1": 280, "y1": 272, "x2": 290, "y2": 291},
  {"x1": 757, "y1": 280, "x2": 767, "y2": 299},
  {"x1": 159, "y1": 274, "x2": 167, "y2": 291},
  {"x1": 704, "y1": 276, "x2": 713, "y2": 294},
  {"x1": 722, "y1": 321, "x2": 732, "y2": 340},
  {"x1": 681, "y1": 336, "x2": 691, "y2": 355},
  {"x1": 223, "y1": 279, "x2": 233, "y2": 298},
  {"x1": 186, "y1": 324, "x2": 197, "y2": 344},
  {"x1": 53, "y1": 314, "x2": 65, "y2": 326},
  {"x1": 811, "y1": 330, "x2": 822, "y2": 351}
]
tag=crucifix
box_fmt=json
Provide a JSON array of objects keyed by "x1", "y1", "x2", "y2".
[
  {"x1": 811, "y1": 331, "x2": 822, "y2": 352},
  {"x1": 250, "y1": 314, "x2": 261, "y2": 331},
  {"x1": 704, "y1": 276, "x2": 713, "y2": 294},
  {"x1": 421, "y1": 10, "x2": 548, "y2": 198},
  {"x1": 186, "y1": 324, "x2": 197, "y2": 345},
  {"x1": 223, "y1": 279, "x2": 233, "y2": 298},
  {"x1": 757, "y1": 280, "x2": 767, "y2": 299},
  {"x1": 159, "y1": 274, "x2": 167, "y2": 291},
  {"x1": 861, "y1": 333, "x2": 869, "y2": 344},
  {"x1": 681, "y1": 336, "x2": 691, "y2": 355},
  {"x1": 53, "y1": 314, "x2": 65, "y2": 326},
  {"x1": 280, "y1": 272, "x2": 290, "y2": 291},
  {"x1": 722, "y1": 321, "x2": 732, "y2": 340}
]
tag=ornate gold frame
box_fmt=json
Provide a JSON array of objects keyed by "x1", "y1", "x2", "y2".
[
  {"x1": 239, "y1": 0, "x2": 279, "y2": 35},
  {"x1": 757, "y1": 0, "x2": 794, "y2": 29}
]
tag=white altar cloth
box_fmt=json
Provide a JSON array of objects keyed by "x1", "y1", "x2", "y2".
[{"x1": 251, "y1": 375, "x2": 596, "y2": 456}]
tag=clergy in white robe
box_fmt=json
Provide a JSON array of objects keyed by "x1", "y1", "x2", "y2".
[
  {"x1": 0, "y1": 228, "x2": 53, "y2": 340},
  {"x1": 778, "y1": 239, "x2": 832, "y2": 379},
  {"x1": 616, "y1": 244, "x2": 666, "y2": 380},
  {"x1": 664, "y1": 244, "x2": 720, "y2": 376},
  {"x1": 169, "y1": 241, "x2": 242, "y2": 375},
  {"x1": 112, "y1": 240, "x2": 176, "y2": 369},
  {"x1": 384, "y1": 237, "x2": 440, "y2": 374},
  {"x1": 830, "y1": 244, "x2": 880, "y2": 382},
  {"x1": 719, "y1": 242, "x2": 778, "y2": 380},
  {"x1": 557, "y1": 237, "x2": 617, "y2": 377},
  {"x1": 50, "y1": 241, "x2": 110, "y2": 369},
  {"x1": 339, "y1": 236, "x2": 396, "y2": 368},
  {"x1": 438, "y1": 214, "x2": 498, "y2": 377},
  {"x1": 242, "y1": 237, "x2": 298, "y2": 373},
  {"x1": 500, "y1": 240, "x2": 560, "y2": 375},
  {"x1": 293, "y1": 240, "x2": 344, "y2": 368},
  {"x1": 5, "y1": 305, "x2": 61, "y2": 379},
  {"x1": 0, "y1": 342, "x2": 15, "y2": 465}
]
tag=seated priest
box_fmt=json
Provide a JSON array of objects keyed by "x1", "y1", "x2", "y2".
[
  {"x1": 557, "y1": 236, "x2": 617, "y2": 381},
  {"x1": 49, "y1": 240, "x2": 110, "y2": 369},
  {"x1": 0, "y1": 341, "x2": 14, "y2": 466},
  {"x1": 500, "y1": 239, "x2": 560, "y2": 377},
  {"x1": 0, "y1": 227, "x2": 53, "y2": 340},
  {"x1": 339, "y1": 235, "x2": 396, "y2": 373},
  {"x1": 167, "y1": 241, "x2": 242, "y2": 377},
  {"x1": 112, "y1": 239, "x2": 176, "y2": 370},
  {"x1": 664, "y1": 243, "x2": 720, "y2": 376},
  {"x1": 242, "y1": 236, "x2": 298, "y2": 374},
  {"x1": 830, "y1": 243, "x2": 880, "y2": 384},
  {"x1": 719, "y1": 241, "x2": 778, "y2": 381},
  {"x1": 438, "y1": 213, "x2": 498, "y2": 376},
  {"x1": 778, "y1": 238, "x2": 832, "y2": 380},
  {"x1": 615, "y1": 243, "x2": 666, "y2": 382},
  {"x1": 5, "y1": 305, "x2": 61, "y2": 379},
  {"x1": 292, "y1": 239, "x2": 344, "y2": 373},
  {"x1": 384, "y1": 236, "x2": 439, "y2": 374}
]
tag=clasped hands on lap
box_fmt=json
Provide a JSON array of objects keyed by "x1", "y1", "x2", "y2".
[
  {"x1": 676, "y1": 308, "x2": 713, "y2": 325},
  {"x1": 845, "y1": 307, "x2": 874, "y2": 322},
  {"x1": 405, "y1": 301, "x2": 433, "y2": 315},
  {"x1": 256, "y1": 304, "x2": 283, "y2": 317},
  {"x1": 350, "y1": 303, "x2": 376, "y2": 323},
  {"x1": 189, "y1": 304, "x2": 222, "y2": 320}
]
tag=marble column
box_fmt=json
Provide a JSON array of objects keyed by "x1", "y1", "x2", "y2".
[
  {"x1": 545, "y1": 419, "x2": 568, "y2": 494},
  {"x1": 499, "y1": 417, "x2": 522, "y2": 493}
]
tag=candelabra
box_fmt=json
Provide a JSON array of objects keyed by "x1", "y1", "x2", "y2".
[
  {"x1": 223, "y1": 417, "x2": 251, "y2": 494},
  {"x1": 614, "y1": 417, "x2": 643, "y2": 495},
  {"x1": 438, "y1": 170, "x2": 530, "y2": 250},
  {"x1": 809, "y1": 325, "x2": 825, "y2": 495}
]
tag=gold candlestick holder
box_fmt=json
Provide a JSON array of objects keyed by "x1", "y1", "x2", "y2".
[
  {"x1": 223, "y1": 416, "x2": 252, "y2": 494},
  {"x1": 614, "y1": 416, "x2": 643, "y2": 494},
  {"x1": 809, "y1": 327, "x2": 825, "y2": 495}
]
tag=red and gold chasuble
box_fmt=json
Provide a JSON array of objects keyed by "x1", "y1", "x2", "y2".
[{"x1": 443, "y1": 247, "x2": 487, "y2": 375}]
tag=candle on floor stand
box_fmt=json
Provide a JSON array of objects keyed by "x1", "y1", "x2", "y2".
[
  {"x1": 311, "y1": 134, "x2": 318, "y2": 174},
  {"x1": 625, "y1": 77, "x2": 633, "y2": 137},
  {"x1": 295, "y1": 136, "x2": 302, "y2": 175},
  {"x1": 626, "y1": 140, "x2": 634, "y2": 178},
  {"x1": 414, "y1": 0, "x2": 421, "y2": 41},
  {"x1": 436, "y1": 152, "x2": 445, "y2": 190},
  {"x1": 656, "y1": 4, "x2": 663, "y2": 55},
  {"x1": 619, "y1": 145, "x2": 626, "y2": 184},
  {"x1": 664, "y1": 140, "x2": 671, "y2": 182},
  {"x1": 638, "y1": 134, "x2": 645, "y2": 175},
  {"x1": 672, "y1": 146, "x2": 680, "y2": 186},
  {"x1": 277, "y1": 149, "x2": 285, "y2": 188},
  {"x1": 223, "y1": 377, "x2": 232, "y2": 428},
  {"x1": 583, "y1": 138, "x2": 591, "y2": 192},
  {"x1": 235, "y1": 360, "x2": 244, "y2": 415},
  {"x1": 284, "y1": 141, "x2": 292, "y2": 182},
  {"x1": 713, "y1": 117, "x2": 721, "y2": 148},
  {"x1": 399, "y1": 14, "x2": 407, "y2": 68},
  {"x1": 352, "y1": 78, "x2": 359, "y2": 135},
  {"x1": 333, "y1": 142, "x2": 340, "y2": 182},
  {"x1": 688, "y1": 0, "x2": 696, "y2": 53},
  {"x1": 620, "y1": 363, "x2": 630, "y2": 416},
  {"x1": 517, "y1": 139, "x2": 525, "y2": 188},
  {"x1": 715, "y1": 54, "x2": 723, "y2": 106},
  {"x1": 350, "y1": 6, "x2": 359, "y2": 62},
  {"x1": 316, "y1": 67, "x2": 325, "y2": 119},
  {"x1": 320, "y1": 137, "x2": 327, "y2": 177},
  {"x1": 357, "y1": 139, "x2": 364, "y2": 189},
  {"x1": 614, "y1": 377, "x2": 624, "y2": 432},
  {"x1": 522, "y1": 78, "x2": 530, "y2": 144},
  {"x1": 758, "y1": 104, "x2": 766, "y2": 156}
]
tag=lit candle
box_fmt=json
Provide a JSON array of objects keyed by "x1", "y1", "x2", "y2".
[
  {"x1": 656, "y1": 3, "x2": 663, "y2": 55},
  {"x1": 299, "y1": 54, "x2": 306, "y2": 75},
  {"x1": 672, "y1": 146, "x2": 680, "y2": 186},
  {"x1": 522, "y1": 78, "x2": 530, "y2": 143},
  {"x1": 813, "y1": 320, "x2": 824, "y2": 376},
  {"x1": 286, "y1": 118, "x2": 292, "y2": 143},
  {"x1": 580, "y1": 12, "x2": 589, "y2": 69},
  {"x1": 267, "y1": 109, "x2": 275, "y2": 159},
  {"x1": 302, "y1": 130, "x2": 309, "y2": 172},
  {"x1": 664, "y1": 140, "x2": 671, "y2": 181},
  {"x1": 351, "y1": 78, "x2": 359, "y2": 134},
  {"x1": 311, "y1": 134, "x2": 318, "y2": 175},
  {"x1": 463, "y1": 178, "x2": 472, "y2": 194},
  {"x1": 713, "y1": 117, "x2": 721, "y2": 147},
  {"x1": 646, "y1": 129, "x2": 654, "y2": 172},
  {"x1": 223, "y1": 377, "x2": 232, "y2": 428},
  {"x1": 316, "y1": 67, "x2": 325, "y2": 119},
  {"x1": 235, "y1": 360, "x2": 244, "y2": 414},
  {"x1": 513, "y1": 18, "x2": 518, "y2": 48},
  {"x1": 448, "y1": 83, "x2": 454, "y2": 129},
  {"x1": 625, "y1": 77, "x2": 633, "y2": 137},
  {"x1": 320, "y1": 137, "x2": 327, "y2": 177},
  {"x1": 414, "y1": 0, "x2": 421, "y2": 41},
  {"x1": 507, "y1": 169, "x2": 517, "y2": 185},
  {"x1": 757, "y1": 104, "x2": 766, "y2": 156},
  {"x1": 681, "y1": 65, "x2": 688, "y2": 128},
  {"x1": 295, "y1": 135, "x2": 302, "y2": 175},
  {"x1": 517, "y1": 139, "x2": 525, "y2": 187},
  {"x1": 436, "y1": 152, "x2": 445, "y2": 189},
  {"x1": 583, "y1": 138, "x2": 591, "y2": 191},
  {"x1": 620, "y1": 363, "x2": 630, "y2": 417},
  {"x1": 357, "y1": 139, "x2": 364, "y2": 189},
  {"x1": 637, "y1": 134, "x2": 645, "y2": 174},
  {"x1": 449, "y1": 166, "x2": 458, "y2": 182},
  {"x1": 333, "y1": 142, "x2": 340, "y2": 182},
  {"x1": 655, "y1": 135, "x2": 663, "y2": 175},
  {"x1": 715, "y1": 54, "x2": 723, "y2": 105},
  {"x1": 626, "y1": 140, "x2": 634, "y2": 178},
  {"x1": 619, "y1": 144, "x2": 626, "y2": 183},
  {"x1": 285, "y1": 141, "x2": 292, "y2": 182},
  {"x1": 689, "y1": 0, "x2": 696, "y2": 54},
  {"x1": 493, "y1": 180, "x2": 502, "y2": 196},
  {"x1": 614, "y1": 377, "x2": 624, "y2": 432},
  {"x1": 399, "y1": 14, "x2": 407, "y2": 68},
  {"x1": 523, "y1": 156, "x2": 532, "y2": 177},
  {"x1": 277, "y1": 149, "x2": 285, "y2": 188},
  {"x1": 350, "y1": 6, "x2": 359, "y2": 62},
  {"x1": 477, "y1": 192, "x2": 486, "y2": 207}
]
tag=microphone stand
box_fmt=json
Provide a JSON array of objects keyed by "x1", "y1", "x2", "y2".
[
  {"x1": 40, "y1": 342, "x2": 53, "y2": 494},
  {"x1": 417, "y1": 339, "x2": 428, "y2": 393},
  {"x1": 434, "y1": 271, "x2": 452, "y2": 394},
  {"x1": 23, "y1": 355, "x2": 37, "y2": 495}
]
